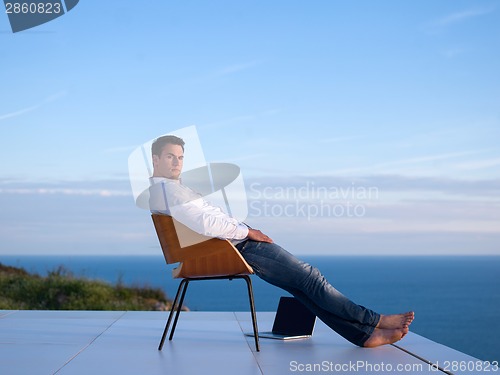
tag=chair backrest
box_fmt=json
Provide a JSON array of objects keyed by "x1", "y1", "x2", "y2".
[
  {"x1": 151, "y1": 214, "x2": 254, "y2": 278},
  {"x1": 152, "y1": 214, "x2": 214, "y2": 264}
]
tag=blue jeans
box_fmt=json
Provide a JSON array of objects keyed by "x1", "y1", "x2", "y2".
[{"x1": 236, "y1": 240, "x2": 380, "y2": 347}]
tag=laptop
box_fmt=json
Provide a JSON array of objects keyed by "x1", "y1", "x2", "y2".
[{"x1": 246, "y1": 296, "x2": 316, "y2": 340}]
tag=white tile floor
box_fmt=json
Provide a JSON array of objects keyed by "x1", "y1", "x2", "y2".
[{"x1": 0, "y1": 310, "x2": 493, "y2": 375}]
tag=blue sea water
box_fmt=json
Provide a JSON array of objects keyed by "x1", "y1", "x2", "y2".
[{"x1": 1, "y1": 255, "x2": 499, "y2": 363}]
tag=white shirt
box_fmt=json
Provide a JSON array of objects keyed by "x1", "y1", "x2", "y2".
[{"x1": 149, "y1": 177, "x2": 249, "y2": 243}]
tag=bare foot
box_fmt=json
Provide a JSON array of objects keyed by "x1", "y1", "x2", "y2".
[
  {"x1": 376, "y1": 311, "x2": 414, "y2": 329},
  {"x1": 363, "y1": 327, "x2": 409, "y2": 348}
]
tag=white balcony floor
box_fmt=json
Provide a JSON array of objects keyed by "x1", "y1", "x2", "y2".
[{"x1": 0, "y1": 310, "x2": 494, "y2": 375}]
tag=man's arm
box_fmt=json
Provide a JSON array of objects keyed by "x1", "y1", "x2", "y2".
[{"x1": 156, "y1": 180, "x2": 273, "y2": 243}]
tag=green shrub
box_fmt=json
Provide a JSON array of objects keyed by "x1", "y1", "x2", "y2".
[{"x1": 0, "y1": 263, "x2": 174, "y2": 311}]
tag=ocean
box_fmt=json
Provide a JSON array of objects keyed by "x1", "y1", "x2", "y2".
[{"x1": 1, "y1": 255, "x2": 499, "y2": 363}]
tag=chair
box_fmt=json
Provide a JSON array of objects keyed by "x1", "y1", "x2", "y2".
[{"x1": 152, "y1": 214, "x2": 260, "y2": 351}]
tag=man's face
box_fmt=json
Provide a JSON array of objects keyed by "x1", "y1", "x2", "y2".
[{"x1": 153, "y1": 143, "x2": 184, "y2": 180}]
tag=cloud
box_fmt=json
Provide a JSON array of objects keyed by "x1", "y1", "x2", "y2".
[
  {"x1": 315, "y1": 149, "x2": 491, "y2": 177},
  {"x1": 245, "y1": 174, "x2": 500, "y2": 254},
  {"x1": 246, "y1": 174, "x2": 500, "y2": 199},
  {"x1": 0, "y1": 187, "x2": 153, "y2": 255},
  {"x1": 0, "y1": 104, "x2": 39, "y2": 121},
  {"x1": 1, "y1": 176, "x2": 499, "y2": 255},
  {"x1": 162, "y1": 60, "x2": 263, "y2": 93},
  {"x1": 423, "y1": 6, "x2": 496, "y2": 36},
  {"x1": 198, "y1": 115, "x2": 256, "y2": 131},
  {"x1": 384, "y1": 150, "x2": 483, "y2": 166},
  {"x1": 453, "y1": 158, "x2": 500, "y2": 171},
  {"x1": 365, "y1": 174, "x2": 500, "y2": 197},
  {"x1": 318, "y1": 135, "x2": 363, "y2": 144},
  {"x1": 0, "y1": 178, "x2": 132, "y2": 197},
  {"x1": 213, "y1": 60, "x2": 262, "y2": 77},
  {"x1": 218, "y1": 152, "x2": 269, "y2": 163},
  {"x1": 434, "y1": 7, "x2": 496, "y2": 27},
  {"x1": 199, "y1": 108, "x2": 280, "y2": 131},
  {"x1": 103, "y1": 145, "x2": 139, "y2": 154},
  {"x1": 0, "y1": 187, "x2": 131, "y2": 197},
  {"x1": 0, "y1": 90, "x2": 67, "y2": 122},
  {"x1": 440, "y1": 47, "x2": 465, "y2": 59}
]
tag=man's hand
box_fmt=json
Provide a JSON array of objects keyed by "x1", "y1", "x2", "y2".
[{"x1": 247, "y1": 228, "x2": 273, "y2": 243}]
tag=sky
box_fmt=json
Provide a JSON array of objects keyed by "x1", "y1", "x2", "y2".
[{"x1": 1, "y1": 1, "x2": 499, "y2": 256}]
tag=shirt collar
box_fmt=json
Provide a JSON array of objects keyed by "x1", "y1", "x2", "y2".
[{"x1": 150, "y1": 176, "x2": 181, "y2": 184}]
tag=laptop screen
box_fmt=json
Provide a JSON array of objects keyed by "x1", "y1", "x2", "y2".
[{"x1": 272, "y1": 297, "x2": 316, "y2": 335}]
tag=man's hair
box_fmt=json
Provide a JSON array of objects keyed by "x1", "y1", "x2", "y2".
[{"x1": 151, "y1": 135, "x2": 185, "y2": 157}]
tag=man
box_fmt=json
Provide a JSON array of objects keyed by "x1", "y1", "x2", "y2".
[{"x1": 149, "y1": 135, "x2": 414, "y2": 348}]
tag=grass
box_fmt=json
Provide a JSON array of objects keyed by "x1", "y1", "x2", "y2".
[{"x1": 0, "y1": 263, "x2": 175, "y2": 311}]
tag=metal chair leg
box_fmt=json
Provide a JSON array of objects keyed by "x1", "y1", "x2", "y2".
[
  {"x1": 169, "y1": 279, "x2": 190, "y2": 341},
  {"x1": 243, "y1": 275, "x2": 260, "y2": 352},
  {"x1": 158, "y1": 279, "x2": 188, "y2": 350},
  {"x1": 158, "y1": 276, "x2": 260, "y2": 352}
]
